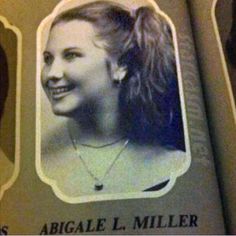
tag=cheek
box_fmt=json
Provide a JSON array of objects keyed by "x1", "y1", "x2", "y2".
[
  {"x1": 68, "y1": 60, "x2": 109, "y2": 84},
  {"x1": 65, "y1": 63, "x2": 87, "y2": 83},
  {"x1": 86, "y1": 57, "x2": 110, "y2": 83},
  {"x1": 87, "y1": 67, "x2": 110, "y2": 93},
  {"x1": 41, "y1": 67, "x2": 48, "y2": 87}
]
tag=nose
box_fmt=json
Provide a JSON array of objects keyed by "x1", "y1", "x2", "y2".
[{"x1": 46, "y1": 58, "x2": 64, "y2": 82}]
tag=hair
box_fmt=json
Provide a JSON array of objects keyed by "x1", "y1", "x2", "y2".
[
  {"x1": 226, "y1": 0, "x2": 236, "y2": 67},
  {"x1": 52, "y1": 1, "x2": 185, "y2": 151},
  {"x1": 0, "y1": 45, "x2": 9, "y2": 122}
]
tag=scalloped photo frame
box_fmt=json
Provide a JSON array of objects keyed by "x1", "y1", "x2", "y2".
[
  {"x1": 211, "y1": 0, "x2": 236, "y2": 123},
  {"x1": 36, "y1": 0, "x2": 191, "y2": 204},
  {"x1": 0, "y1": 16, "x2": 22, "y2": 200}
]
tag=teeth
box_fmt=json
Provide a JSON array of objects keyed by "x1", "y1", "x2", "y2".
[{"x1": 49, "y1": 86, "x2": 72, "y2": 95}]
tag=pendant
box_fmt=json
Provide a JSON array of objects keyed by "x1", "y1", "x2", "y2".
[{"x1": 94, "y1": 181, "x2": 103, "y2": 191}]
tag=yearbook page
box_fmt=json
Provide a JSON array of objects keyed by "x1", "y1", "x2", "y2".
[
  {"x1": 188, "y1": 0, "x2": 236, "y2": 233},
  {"x1": 0, "y1": 0, "x2": 225, "y2": 234}
]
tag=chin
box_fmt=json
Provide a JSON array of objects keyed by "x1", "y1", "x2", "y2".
[
  {"x1": 49, "y1": 97, "x2": 83, "y2": 117},
  {"x1": 51, "y1": 105, "x2": 78, "y2": 117},
  {"x1": 52, "y1": 109, "x2": 68, "y2": 117}
]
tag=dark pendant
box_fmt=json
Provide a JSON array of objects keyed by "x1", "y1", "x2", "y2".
[{"x1": 94, "y1": 181, "x2": 103, "y2": 191}]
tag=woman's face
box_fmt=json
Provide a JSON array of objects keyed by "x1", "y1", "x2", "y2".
[{"x1": 41, "y1": 20, "x2": 112, "y2": 116}]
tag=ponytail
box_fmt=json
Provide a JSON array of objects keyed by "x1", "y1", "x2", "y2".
[
  {"x1": 133, "y1": 7, "x2": 176, "y2": 84},
  {"x1": 120, "y1": 6, "x2": 176, "y2": 108},
  {"x1": 119, "y1": 6, "x2": 184, "y2": 150}
]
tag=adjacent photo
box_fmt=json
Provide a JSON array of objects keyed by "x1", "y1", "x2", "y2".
[
  {"x1": 0, "y1": 19, "x2": 21, "y2": 199},
  {"x1": 215, "y1": 0, "x2": 236, "y2": 102},
  {"x1": 36, "y1": 0, "x2": 191, "y2": 203}
]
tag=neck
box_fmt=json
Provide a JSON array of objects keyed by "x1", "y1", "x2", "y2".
[
  {"x1": 69, "y1": 89, "x2": 122, "y2": 143},
  {"x1": 97, "y1": 91, "x2": 120, "y2": 138}
]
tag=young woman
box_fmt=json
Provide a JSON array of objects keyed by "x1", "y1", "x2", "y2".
[{"x1": 40, "y1": 1, "x2": 187, "y2": 197}]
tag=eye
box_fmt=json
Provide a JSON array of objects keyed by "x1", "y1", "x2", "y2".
[
  {"x1": 63, "y1": 51, "x2": 84, "y2": 61},
  {"x1": 43, "y1": 52, "x2": 54, "y2": 66}
]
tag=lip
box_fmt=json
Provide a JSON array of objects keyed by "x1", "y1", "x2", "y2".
[{"x1": 47, "y1": 84, "x2": 75, "y2": 100}]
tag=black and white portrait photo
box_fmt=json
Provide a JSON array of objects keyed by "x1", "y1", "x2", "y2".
[
  {"x1": 226, "y1": 0, "x2": 236, "y2": 101},
  {"x1": 0, "y1": 18, "x2": 20, "y2": 199},
  {"x1": 37, "y1": 0, "x2": 191, "y2": 203},
  {"x1": 215, "y1": 0, "x2": 236, "y2": 103},
  {"x1": 0, "y1": 44, "x2": 14, "y2": 188}
]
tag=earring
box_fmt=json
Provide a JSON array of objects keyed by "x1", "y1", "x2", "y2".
[
  {"x1": 113, "y1": 75, "x2": 123, "y2": 85},
  {"x1": 113, "y1": 67, "x2": 127, "y2": 84}
]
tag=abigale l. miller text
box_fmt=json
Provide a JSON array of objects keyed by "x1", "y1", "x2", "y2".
[{"x1": 39, "y1": 214, "x2": 198, "y2": 234}]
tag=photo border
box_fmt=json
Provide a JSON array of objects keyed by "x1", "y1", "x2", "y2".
[
  {"x1": 0, "y1": 16, "x2": 22, "y2": 200},
  {"x1": 211, "y1": 0, "x2": 236, "y2": 124},
  {"x1": 36, "y1": 0, "x2": 191, "y2": 204}
]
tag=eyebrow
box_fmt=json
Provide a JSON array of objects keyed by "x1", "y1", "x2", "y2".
[
  {"x1": 43, "y1": 47, "x2": 84, "y2": 55},
  {"x1": 63, "y1": 47, "x2": 84, "y2": 52}
]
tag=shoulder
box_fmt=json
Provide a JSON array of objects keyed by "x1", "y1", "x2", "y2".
[
  {"x1": 122, "y1": 144, "x2": 187, "y2": 190},
  {"x1": 128, "y1": 144, "x2": 186, "y2": 163}
]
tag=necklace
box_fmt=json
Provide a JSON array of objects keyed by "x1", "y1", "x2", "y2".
[
  {"x1": 68, "y1": 126, "x2": 129, "y2": 191},
  {"x1": 79, "y1": 137, "x2": 127, "y2": 149}
]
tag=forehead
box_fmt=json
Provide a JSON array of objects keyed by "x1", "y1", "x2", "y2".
[{"x1": 46, "y1": 20, "x2": 98, "y2": 51}]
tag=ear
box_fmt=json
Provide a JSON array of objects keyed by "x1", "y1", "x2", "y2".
[{"x1": 110, "y1": 62, "x2": 127, "y2": 82}]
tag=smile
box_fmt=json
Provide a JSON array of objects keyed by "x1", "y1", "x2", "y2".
[{"x1": 48, "y1": 85, "x2": 75, "y2": 99}]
